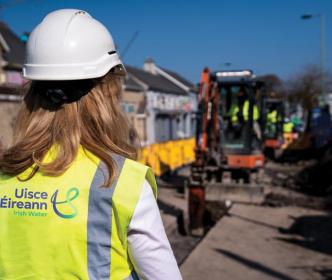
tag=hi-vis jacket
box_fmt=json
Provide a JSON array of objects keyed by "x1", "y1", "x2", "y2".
[
  {"x1": 0, "y1": 147, "x2": 161, "y2": 280},
  {"x1": 231, "y1": 100, "x2": 260, "y2": 123}
]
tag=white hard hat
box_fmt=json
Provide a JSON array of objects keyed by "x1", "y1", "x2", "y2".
[{"x1": 23, "y1": 9, "x2": 123, "y2": 81}]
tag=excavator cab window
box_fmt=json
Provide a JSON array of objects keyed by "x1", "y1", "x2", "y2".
[{"x1": 219, "y1": 84, "x2": 253, "y2": 151}]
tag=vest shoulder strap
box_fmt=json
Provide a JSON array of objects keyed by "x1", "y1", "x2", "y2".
[{"x1": 112, "y1": 158, "x2": 158, "y2": 246}]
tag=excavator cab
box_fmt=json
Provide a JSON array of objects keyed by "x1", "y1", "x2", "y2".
[
  {"x1": 218, "y1": 76, "x2": 261, "y2": 155},
  {"x1": 214, "y1": 70, "x2": 265, "y2": 183},
  {"x1": 193, "y1": 69, "x2": 265, "y2": 184}
]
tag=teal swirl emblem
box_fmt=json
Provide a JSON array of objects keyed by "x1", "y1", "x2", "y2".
[{"x1": 51, "y1": 187, "x2": 80, "y2": 219}]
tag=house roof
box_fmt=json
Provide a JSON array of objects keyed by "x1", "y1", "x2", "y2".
[
  {"x1": 161, "y1": 67, "x2": 195, "y2": 90},
  {"x1": 126, "y1": 65, "x2": 190, "y2": 95},
  {"x1": 0, "y1": 22, "x2": 25, "y2": 68},
  {"x1": 124, "y1": 74, "x2": 145, "y2": 92}
]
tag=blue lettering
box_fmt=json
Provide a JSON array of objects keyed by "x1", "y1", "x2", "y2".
[
  {"x1": 15, "y1": 189, "x2": 24, "y2": 198},
  {"x1": 27, "y1": 191, "x2": 34, "y2": 199},
  {"x1": 0, "y1": 196, "x2": 8, "y2": 208},
  {"x1": 24, "y1": 202, "x2": 32, "y2": 209},
  {"x1": 32, "y1": 202, "x2": 40, "y2": 209},
  {"x1": 15, "y1": 189, "x2": 49, "y2": 200},
  {"x1": 41, "y1": 192, "x2": 48, "y2": 199},
  {"x1": 16, "y1": 201, "x2": 24, "y2": 209},
  {"x1": 40, "y1": 202, "x2": 47, "y2": 210}
]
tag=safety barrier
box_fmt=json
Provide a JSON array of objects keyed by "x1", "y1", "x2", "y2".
[{"x1": 138, "y1": 138, "x2": 196, "y2": 176}]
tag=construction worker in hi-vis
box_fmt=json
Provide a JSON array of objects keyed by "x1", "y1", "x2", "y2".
[
  {"x1": 231, "y1": 90, "x2": 261, "y2": 140},
  {"x1": 231, "y1": 99, "x2": 260, "y2": 123},
  {"x1": 0, "y1": 9, "x2": 182, "y2": 280},
  {"x1": 283, "y1": 118, "x2": 294, "y2": 133},
  {"x1": 266, "y1": 109, "x2": 278, "y2": 136}
]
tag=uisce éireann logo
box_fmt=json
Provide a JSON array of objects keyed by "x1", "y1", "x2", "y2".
[{"x1": 51, "y1": 187, "x2": 80, "y2": 219}]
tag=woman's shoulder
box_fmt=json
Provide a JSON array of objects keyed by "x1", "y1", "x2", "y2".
[
  {"x1": 112, "y1": 155, "x2": 157, "y2": 198},
  {"x1": 110, "y1": 154, "x2": 151, "y2": 174}
]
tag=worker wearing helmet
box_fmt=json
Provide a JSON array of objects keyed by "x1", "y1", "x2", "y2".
[
  {"x1": 283, "y1": 117, "x2": 294, "y2": 133},
  {"x1": 231, "y1": 89, "x2": 261, "y2": 139},
  {"x1": 265, "y1": 106, "x2": 278, "y2": 137},
  {"x1": 0, "y1": 9, "x2": 181, "y2": 280}
]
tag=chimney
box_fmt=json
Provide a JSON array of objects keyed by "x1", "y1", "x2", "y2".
[{"x1": 143, "y1": 58, "x2": 157, "y2": 75}]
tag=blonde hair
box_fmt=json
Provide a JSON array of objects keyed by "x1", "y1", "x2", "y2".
[{"x1": 0, "y1": 72, "x2": 138, "y2": 187}]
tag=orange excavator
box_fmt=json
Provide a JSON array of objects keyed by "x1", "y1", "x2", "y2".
[{"x1": 188, "y1": 68, "x2": 266, "y2": 234}]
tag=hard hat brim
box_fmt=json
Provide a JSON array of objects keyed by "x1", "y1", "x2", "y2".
[{"x1": 23, "y1": 53, "x2": 124, "y2": 81}]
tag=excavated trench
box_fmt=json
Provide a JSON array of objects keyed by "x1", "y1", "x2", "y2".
[{"x1": 159, "y1": 160, "x2": 332, "y2": 264}]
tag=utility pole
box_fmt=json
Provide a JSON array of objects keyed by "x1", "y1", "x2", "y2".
[{"x1": 320, "y1": 14, "x2": 326, "y2": 104}]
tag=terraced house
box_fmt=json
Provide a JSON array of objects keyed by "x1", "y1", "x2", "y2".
[{"x1": 126, "y1": 59, "x2": 197, "y2": 174}]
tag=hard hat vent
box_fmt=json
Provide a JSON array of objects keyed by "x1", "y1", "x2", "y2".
[{"x1": 75, "y1": 11, "x2": 86, "y2": 15}]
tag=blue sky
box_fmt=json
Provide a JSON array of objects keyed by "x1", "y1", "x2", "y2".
[{"x1": 1, "y1": 0, "x2": 332, "y2": 83}]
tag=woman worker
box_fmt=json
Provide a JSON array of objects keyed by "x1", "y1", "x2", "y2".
[{"x1": 0, "y1": 9, "x2": 182, "y2": 280}]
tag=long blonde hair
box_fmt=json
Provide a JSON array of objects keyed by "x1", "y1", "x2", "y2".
[{"x1": 0, "y1": 71, "x2": 138, "y2": 187}]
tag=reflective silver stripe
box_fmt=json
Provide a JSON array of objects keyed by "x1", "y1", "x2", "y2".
[{"x1": 87, "y1": 155, "x2": 125, "y2": 280}]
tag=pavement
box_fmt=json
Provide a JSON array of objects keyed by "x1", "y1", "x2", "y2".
[{"x1": 180, "y1": 204, "x2": 332, "y2": 280}]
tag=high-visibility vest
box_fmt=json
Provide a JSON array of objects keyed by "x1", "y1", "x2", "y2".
[
  {"x1": 267, "y1": 110, "x2": 277, "y2": 124},
  {"x1": 283, "y1": 122, "x2": 294, "y2": 133},
  {"x1": 0, "y1": 147, "x2": 157, "y2": 280},
  {"x1": 231, "y1": 100, "x2": 259, "y2": 123}
]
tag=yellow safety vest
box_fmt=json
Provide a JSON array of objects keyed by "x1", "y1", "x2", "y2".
[
  {"x1": 231, "y1": 100, "x2": 259, "y2": 123},
  {"x1": 283, "y1": 122, "x2": 294, "y2": 133},
  {"x1": 0, "y1": 147, "x2": 157, "y2": 280},
  {"x1": 267, "y1": 110, "x2": 277, "y2": 124}
]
